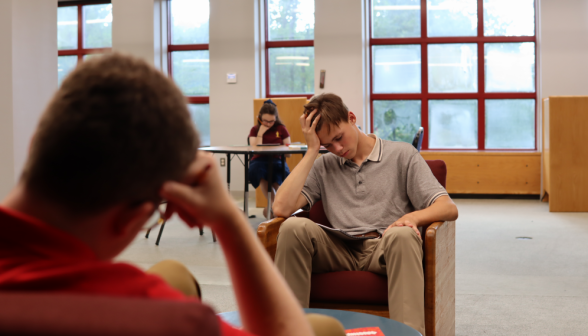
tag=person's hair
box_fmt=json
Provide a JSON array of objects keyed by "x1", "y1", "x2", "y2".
[
  {"x1": 21, "y1": 52, "x2": 199, "y2": 215},
  {"x1": 303, "y1": 93, "x2": 349, "y2": 132},
  {"x1": 256, "y1": 100, "x2": 283, "y2": 126}
]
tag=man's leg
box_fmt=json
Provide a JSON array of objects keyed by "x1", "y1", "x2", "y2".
[
  {"x1": 147, "y1": 259, "x2": 201, "y2": 298},
  {"x1": 275, "y1": 217, "x2": 357, "y2": 307},
  {"x1": 362, "y1": 227, "x2": 425, "y2": 335}
]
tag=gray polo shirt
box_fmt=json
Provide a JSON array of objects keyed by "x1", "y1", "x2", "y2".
[{"x1": 301, "y1": 134, "x2": 448, "y2": 236}]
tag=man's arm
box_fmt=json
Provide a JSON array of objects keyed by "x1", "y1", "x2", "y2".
[
  {"x1": 384, "y1": 195, "x2": 458, "y2": 237},
  {"x1": 161, "y1": 151, "x2": 314, "y2": 336},
  {"x1": 272, "y1": 111, "x2": 321, "y2": 218}
]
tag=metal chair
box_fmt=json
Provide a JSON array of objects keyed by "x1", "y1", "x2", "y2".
[
  {"x1": 412, "y1": 127, "x2": 424, "y2": 152},
  {"x1": 145, "y1": 202, "x2": 216, "y2": 245}
]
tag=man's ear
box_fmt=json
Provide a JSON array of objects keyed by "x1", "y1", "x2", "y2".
[
  {"x1": 111, "y1": 202, "x2": 156, "y2": 236},
  {"x1": 348, "y1": 111, "x2": 357, "y2": 124}
]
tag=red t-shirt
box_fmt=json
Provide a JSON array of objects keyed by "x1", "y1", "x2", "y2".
[
  {"x1": 0, "y1": 206, "x2": 253, "y2": 336},
  {"x1": 249, "y1": 124, "x2": 290, "y2": 161}
]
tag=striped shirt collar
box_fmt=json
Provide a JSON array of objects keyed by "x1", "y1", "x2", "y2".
[{"x1": 339, "y1": 133, "x2": 383, "y2": 165}]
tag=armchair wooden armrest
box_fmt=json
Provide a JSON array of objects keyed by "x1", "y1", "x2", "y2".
[
  {"x1": 257, "y1": 217, "x2": 288, "y2": 260},
  {"x1": 424, "y1": 220, "x2": 455, "y2": 336}
]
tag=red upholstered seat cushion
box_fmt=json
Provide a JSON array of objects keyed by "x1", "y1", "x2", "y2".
[{"x1": 310, "y1": 271, "x2": 388, "y2": 305}]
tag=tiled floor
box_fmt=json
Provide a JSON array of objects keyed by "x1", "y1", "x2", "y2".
[{"x1": 116, "y1": 194, "x2": 588, "y2": 335}]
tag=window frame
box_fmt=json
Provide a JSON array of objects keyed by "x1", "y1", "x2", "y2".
[
  {"x1": 369, "y1": 0, "x2": 537, "y2": 151},
  {"x1": 166, "y1": 0, "x2": 210, "y2": 105},
  {"x1": 264, "y1": 0, "x2": 315, "y2": 99},
  {"x1": 57, "y1": 1, "x2": 112, "y2": 63}
]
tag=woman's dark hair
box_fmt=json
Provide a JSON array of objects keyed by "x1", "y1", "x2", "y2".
[{"x1": 257, "y1": 99, "x2": 283, "y2": 126}]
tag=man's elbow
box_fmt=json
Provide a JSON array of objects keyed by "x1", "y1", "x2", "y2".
[
  {"x1": 272, "y1": 202, "x2": 290, "y2": 218},
  {"x1": 448, "y1": 203, "x2": 459, "y2": 221}
]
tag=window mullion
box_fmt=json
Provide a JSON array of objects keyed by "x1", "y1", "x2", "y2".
[{"x1": 420, "y1": 0, "x2": 428, "y2": 149}]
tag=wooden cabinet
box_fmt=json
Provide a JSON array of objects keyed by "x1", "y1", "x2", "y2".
[{"x1": 542, "y1": 96, "x2": 588, "y2": 212}]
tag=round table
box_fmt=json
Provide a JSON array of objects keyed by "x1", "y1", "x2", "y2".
[{"x1": 218, "y1": 308, "x2": 422, "y2": 336}]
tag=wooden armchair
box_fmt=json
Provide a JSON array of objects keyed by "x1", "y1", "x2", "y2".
[{"x1": 257, "y1": 160, "x2": 455, "y2": 336}]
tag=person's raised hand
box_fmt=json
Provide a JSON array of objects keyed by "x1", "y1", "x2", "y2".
[
  {"x1": 384, "y1": 213, "x2": 421, "y2": 238},
  {"x1": 160, "y1": 151, "x2": 239, "y2": 230},
  {"x1": 257, "y1": 124, "x2": 270, "y2": 137},
  {"x1": 300, "y1": 109, "x2": 321, "y2": 152}
]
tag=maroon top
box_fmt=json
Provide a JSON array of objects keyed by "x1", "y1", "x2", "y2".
[{"x1": 249, "y1": 124, "x2": 290, "y2": 161}]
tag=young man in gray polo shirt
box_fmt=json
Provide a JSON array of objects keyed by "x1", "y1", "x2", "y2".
[{"x1": 273, "y1": 93, "x2": 459, "y2": 335}]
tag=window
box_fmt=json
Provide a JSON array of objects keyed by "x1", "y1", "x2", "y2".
[
  {"x1": 58, "y1": 2, "x2": 112, "y2": 86},
  {"x1": 265, "y1": 0, "x2": 315, "y2": 98},
  {"x1": 370, "y1": 0, "x2": 536, "y2": 150},
  {"x1": 168, "y1": 0, "x2": 211, "y2": 146}
]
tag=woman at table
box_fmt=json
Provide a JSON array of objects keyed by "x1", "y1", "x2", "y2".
[{"x1": 248, "y1": 99, "x2": 291, "y2": 218}]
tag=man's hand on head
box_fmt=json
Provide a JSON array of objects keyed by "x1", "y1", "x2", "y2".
[
  {"x1": 160, "y1": 151, "x2": 240, "y2": 230},
  {"x1": 384, "y1": 213, "x2": 421, "y2": 238},
  {"x1": 300, "y1": 109, "x2": 321, "y2": 152}
]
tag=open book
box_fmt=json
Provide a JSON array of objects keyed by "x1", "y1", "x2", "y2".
[{"x1": 316, "y1": 223, "x2": 379, "y2": 241}]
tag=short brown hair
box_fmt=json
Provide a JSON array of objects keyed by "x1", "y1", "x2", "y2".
[
  {"x1": 303, "y1": 93, "x2": 349, "y2": 132},
  {"x1": 22, "y1": 52, "x2": 199, "y2": 215}
]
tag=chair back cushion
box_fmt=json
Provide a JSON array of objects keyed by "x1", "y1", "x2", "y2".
[
  {"x1": 0, "y1": 292, "x2": 220, "y2": 336},
  {"x1": 425, "y1": 160, "x2": 447, "y2": 188}
]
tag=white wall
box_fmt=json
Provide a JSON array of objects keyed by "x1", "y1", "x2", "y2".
[
  {"x1": 0, "y1": 1, "x2": 15, "y2": 198},
  {"x1": 314, "y1": 0, "x2": 366, "y2": 129},
  {"x1": 0, "y1": 0, "x2": 57, "y2": 198},
  {"x1": 209, "y1": 0, "x2": 259, "y2": 191},
  {"x1": 112, "y1": 0, "x2": 160, "y2": 68},
  {"x1": 539, "y1": 0, "x2": 588, "y2": 98}
]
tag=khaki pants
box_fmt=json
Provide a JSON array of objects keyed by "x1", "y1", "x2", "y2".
[
  {"x1": 275, "y1": 217, "x2": 426, "y2": 336},
  {"x1": 147, "y1": 259, "x2": 346, "y2": 336}
]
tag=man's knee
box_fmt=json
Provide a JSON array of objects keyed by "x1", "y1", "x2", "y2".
[
  {"x1": 278, "y1": 217, "x2": 310, "y2": 239},
  {"x1": 305, "y1": 314, "x2": 346, "y2": 336},
  {"x1": 382, "y1": 226, "x2": 422, "y2": 250},
  {"x1": 146, "y1": 259, "x2": 201, "y2": 298}
]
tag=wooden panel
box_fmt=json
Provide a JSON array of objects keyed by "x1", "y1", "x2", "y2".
[
  {"x1": 548, "y1": 97, "x2": 588, "y2": 211},
  {"x1": 420, "y1": 152, "x2": 541, "y2": 194},
  {"x1": 425, "y1": 221, "x2": 455, "y2": 336},
  {"x1": 254, "y1": 98, "x2": 308, "y2": 207},
  {"x1": 542, "y1": 98, "x2": 550, "y2": 201}
]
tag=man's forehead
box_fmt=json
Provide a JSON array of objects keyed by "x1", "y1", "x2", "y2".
[{"x1": 317, "y1": 124, "x2": 343, "y2": 144}]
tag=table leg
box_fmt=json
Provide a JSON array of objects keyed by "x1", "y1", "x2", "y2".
[
  {"x1": 243, "y1": 153, "x2": 249, "y2": 216},
  {"x1": 226, "y1": 153, "x2": 231, "y2": 191},
  {"x1": 281, "y1": 155, "x2": 285, "y2": 182},
  {"x1": 267, "y1": 159, "x2": 273, "y2": 218}
]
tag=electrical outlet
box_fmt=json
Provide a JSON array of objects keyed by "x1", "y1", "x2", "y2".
[{"x1": 220, "y1": 158, "x2": 226, "y2": 167}]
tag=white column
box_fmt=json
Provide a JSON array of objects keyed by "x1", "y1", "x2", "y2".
[
  {"x1": 209, "y1": 0, "x2": 258, "y2": 191},
  {"x1": 112, "y1": 0, "x2": 162, "y2": 69},
  {"x1": 314, "y1": 0, "x2": 366, "y2": 129},
  {"x1": 539, "y1": 0, "x2": 588, "y2": 97},
  {"x1": 0, "y1": 0, "x2": 15, "y2": 198},
  {"x1": 0, "y1": 0, "x2": 57, "y2": 198}
]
